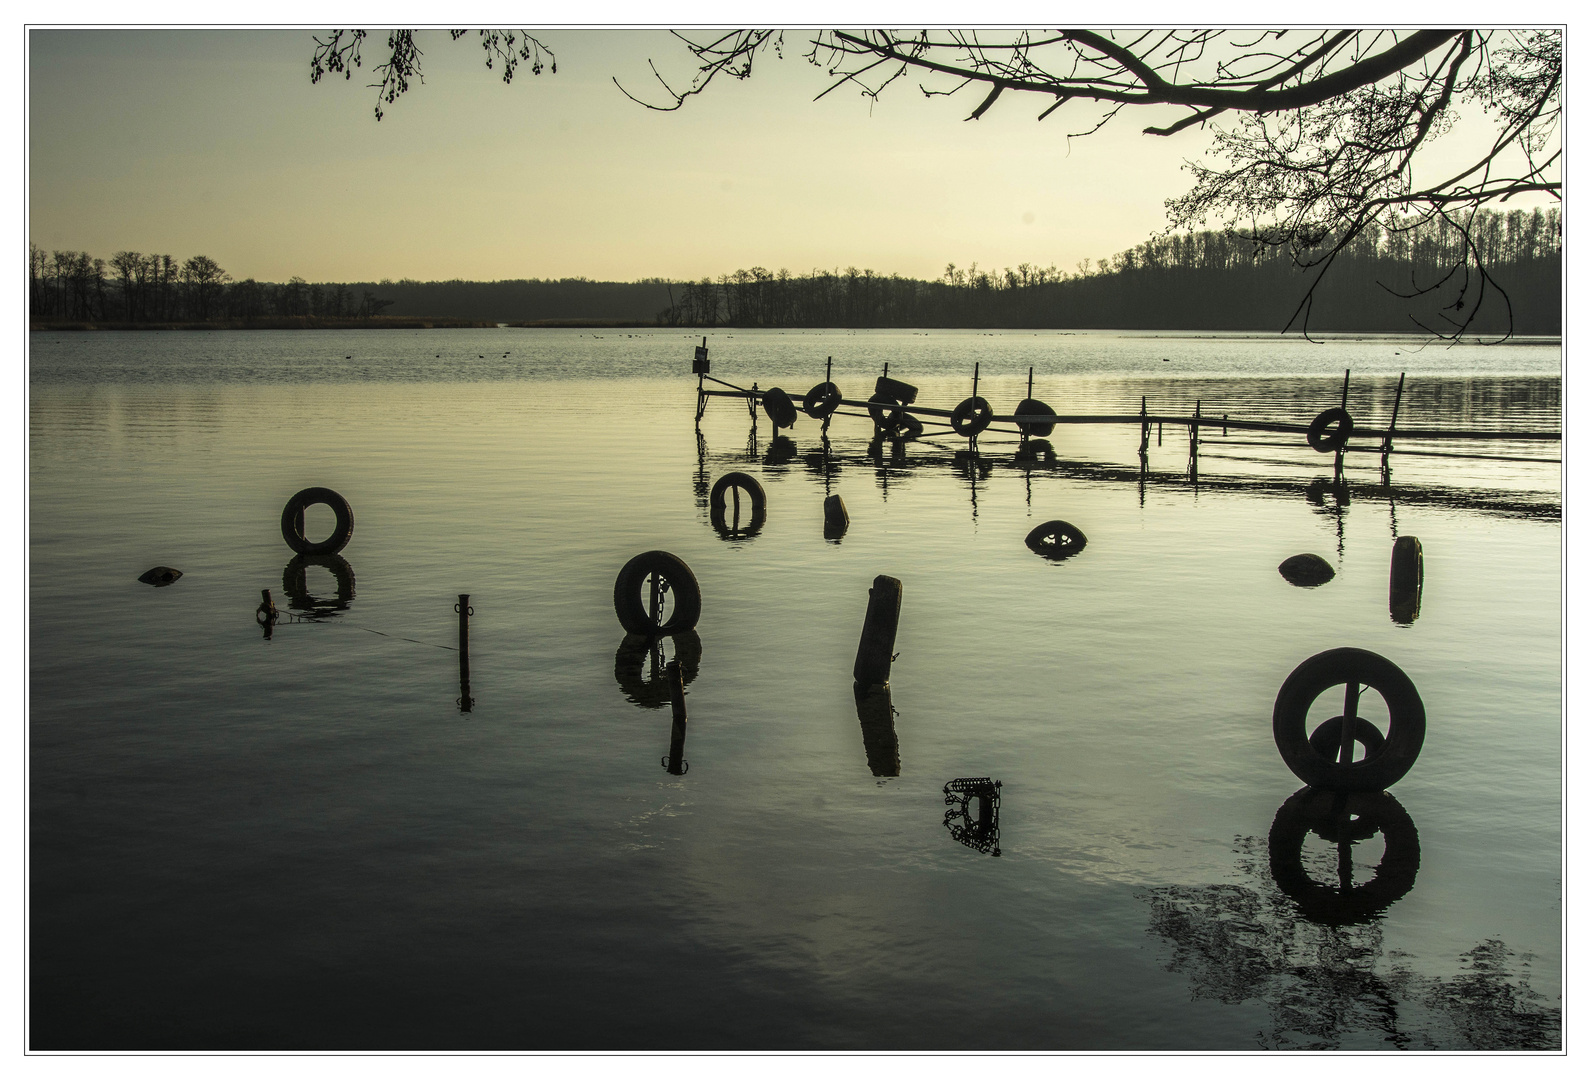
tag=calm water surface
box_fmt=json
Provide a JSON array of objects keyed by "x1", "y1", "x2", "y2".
[{"x1": 29, "y1": 329, "x2": 1562, "y2": 1049}]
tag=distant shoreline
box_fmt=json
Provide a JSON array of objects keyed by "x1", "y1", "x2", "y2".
[{"x1": 28, "y1": 316, "x2": 666, "y2": 331}]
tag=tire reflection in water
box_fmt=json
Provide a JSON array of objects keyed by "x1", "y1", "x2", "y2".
[{"x1": 280, "y1": 554, "x2": 356, "y2": 617}]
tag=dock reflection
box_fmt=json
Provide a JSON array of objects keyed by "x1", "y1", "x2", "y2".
[{"x1": 614, "y1": 631, "x2": 702, "y2": 710}]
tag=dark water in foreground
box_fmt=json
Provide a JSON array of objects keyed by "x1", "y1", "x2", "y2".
[{"x1": 29, "y1": 329, "x2": 1561, "y2": 1049}]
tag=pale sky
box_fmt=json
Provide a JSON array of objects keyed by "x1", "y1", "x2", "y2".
[{"x1": 25, "y1": 23, "x2": 1558, "y2": 285}]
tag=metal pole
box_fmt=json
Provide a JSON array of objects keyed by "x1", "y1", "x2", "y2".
[
  {"x1": 1341, "y1": 368, "x2": 1351, "y2": 410},
  {"x1": 1384, "y1": 372, "x2": 1406, "y2": 455},
  {"x1": 456, "y1": 594, "x2": 473, "y2": 712}
]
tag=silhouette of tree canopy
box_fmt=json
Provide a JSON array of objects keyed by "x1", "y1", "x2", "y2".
[{"x1": 311, "y1": 29, "x2": 1560, "y2": 339}]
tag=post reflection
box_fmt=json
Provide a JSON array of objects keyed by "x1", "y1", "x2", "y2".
[
  {"x1": 614, "y1": 631, "x2": 702, "y2": 710},
  {"x1": 853, "y1": 685, "x2": 899, "y2": 777},
  {"x1": 280, "y1": 554, "x2": 356, "y2": 617},
  {"x1": 1266, "y1": 785, "x2": 1420, "y2": 926}
]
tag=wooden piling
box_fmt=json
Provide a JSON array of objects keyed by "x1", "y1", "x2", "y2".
[
  {"x1": 823, "y1": 493, "x2": 850, "y2": 538},
  {"x1": 664, "y1": 659, "x2": 687, "y2": 774},
  {"x1": 853, "y1": 575, "x2": 903, "y2": 690}
]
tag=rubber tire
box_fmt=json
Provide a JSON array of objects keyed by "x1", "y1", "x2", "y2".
[
  {"x1": 762, "y1": 387, "x2": 798, "y2": 428},
  {"x1": 1307, "y1": 714, "x2": 1388, "y2": 761},
  {"x1": 709, "y1": 471, "x2": 767, "y2": 514},
  {"x1": 1307, "y1": 407, "x2": 1354, "y2": 452},
  {"x1": 1014, "y1": 398, "x2": 1057, "y2": 437},
  {"x1": 282, "y1": 554, "x2": 356, "y2": 614},
  {"x1": 281, "y1": 487, "x2": 354, "y2": 556},
  {"x1": 804, "y1": 381, "x2": 842, "y2": 420},
  {"x1": 613, "y1": 551, "x2": 701, "y2": 635},
  {"x1": 951, "y1": 396, "x2": 993, "y2": 438},
  {"x1": 1278, "y1": 553, "x2": 1335, "y2": 587},
  {"x1": 1272, "y1": 647, "x2": 1425, "y2": 791},
  {"x1": 867, "y1": 393, "x2": 906, "y2": 435},
  {"x1": 895, "y1": 412, "x2": 925, "y2": 440},
  {"x1": 874, "y1": 376, "x2": 919, "y2": 405},
  {"x1": 1268, "y1": 786, "x2": 1421, "y2": 925},
  {"x1": 710, "y1": 471, "x2": 767, "y2": 535},
  {"x1": 1025, "y1": 519, "x2": 1087, "y2": 560}
]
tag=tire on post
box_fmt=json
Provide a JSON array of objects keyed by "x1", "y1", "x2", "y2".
[
  {"x1": 613, "y1": 550, "x2": 702, "y2": 636},
  {"x1": 1272, "y1": 647, "x2": 1425, "y2": 791},
  {"x1": 762, "y1": 387, "x2": 799, "y2": 429},
  {"x1": 281, "y1": 487, "x2": 355, "y2": 556},
  {"x1": 867, "y1": 393, "x2": 907, "y2": 436},
  {"x1": 709, "y1": 471, "x2": 767, "y2": 538},
  {"x1": 1014, "y1": 398, "x2": 1057, "y2": 438},
  {"x1": 1306, "y1": 407, "x2": 1354, "y2": 453},
  {"x1": 803, "y1": 381, "x2": 842, "y2": 420},
  {"x1": 951, "y1": 396, "x2": 994, "y2": 438}
]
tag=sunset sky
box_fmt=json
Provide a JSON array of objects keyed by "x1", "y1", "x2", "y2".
[{"x1": 26, "y1": 23, "x2": 1557, "y2": 285}]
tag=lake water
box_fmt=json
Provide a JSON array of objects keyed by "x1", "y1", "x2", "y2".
[{"x1": 28, "y1": 328, "x2": 1563, "y2": 1050}]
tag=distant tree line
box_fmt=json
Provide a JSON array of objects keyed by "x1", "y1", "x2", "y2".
[
  {"x1": 28, "y1": 245, "x2": 396, "y2": 324},
  {"x1": 29, "y1": 207, "x2": 1559, "y2": 334},
  {"x1": 659, "y1": 207, "x2": 1561, "y2": 335}
]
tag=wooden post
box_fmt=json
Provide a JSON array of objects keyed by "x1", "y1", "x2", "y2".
[
  {"x1": 972, "y1": 361, "x2": 980, "y2": 402},
  {"x1": 1139, "y1": 396, "x2": 1149, "y2": 455},
  {"x1": 664, "y1": 658, "x2": 687, "y2": 774},
  {"x1": 456, "y1": 594, "x2": 474, "y2": 712},
  {"x1": 1191, "y1": 399, "x2": 1201, "y2": 455},
  {"x1": 853, "y1": 575, "x2": 903, "y2": 690},
  {"x1": 1341, "y1": 368, "x2": 1351, "y2": 410},
  {"x1": 1383, "y1": 371, "x2": 1406, "y2": 456},
  {"x1": 1339, "y1": 681, "x2": 1361, "y2": 765}
]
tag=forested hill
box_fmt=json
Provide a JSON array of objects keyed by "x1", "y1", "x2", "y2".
[{"x1": 32, "y1": 208, "x2": 1559, "y2": 334}]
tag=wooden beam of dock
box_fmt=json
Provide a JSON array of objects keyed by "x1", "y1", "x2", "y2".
[{"x1": 700, "y1": 388, "x2": 1559, "y2": 443}]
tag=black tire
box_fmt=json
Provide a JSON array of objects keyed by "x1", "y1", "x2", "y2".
[
  {"x1": 867, "y1": 393, "x2": 906, "y2": 435},
  {"x1": 895, "y1": 412, "x2": 925, "y2": 440},
  {"x1": 951, "y1": 396, "x2": 993, "y2": 437},
  {"x1": 1272, "y1": 647, "x2": 1425, "y2": 791},
  {"x1": 1307, "y1": 407, "x2": 1354, "y2": 452},
  {"x1": 282, "y1": 554, "x2": 356, "y2": 615},
  {"x1": 762, "y1": 386, "x2": 798, "y2": 428},
  {"x1": 1025, "y1": 519, "x2": 1087, "y2": 560},
  {"x1": 874, "y1": 376, "x2": 919, "y2": 405},
  {"x1": 709, "y1": 471, "x2": 766, "y2": 513},
  {"x1": 1278, "y1": 553, "x2": 1335, "y2": 587},
  {"x1": 613, "y1": 550, "x2": 702, "y2": 635},
  {"x1": 1014, "y1": 398, "x2": 1057, "y2": 437},
  {"x1": 614, "y1": 630, "x2": 702, "y2": 709},
  {"x1": 1307, "y1": 715, "x2": 1388, "y2": 761},
  {"x1": 1268, "y1": 786, "x2": 1421, "y2": 925},
  {"x1": 281, "y1": 487, "x2": 354, "y2": 556},
  {"x1": 803, "y1": 381, "x2": 842, "y2": 419}
]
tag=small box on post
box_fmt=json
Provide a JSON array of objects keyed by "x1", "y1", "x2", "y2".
[{"x1": 693, "y1": 337, "x2": 710, "y2": 375}]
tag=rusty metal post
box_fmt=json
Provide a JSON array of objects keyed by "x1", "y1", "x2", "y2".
[{"x1": 456, "y1": 593, "x2": 474, "y2": 712}]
